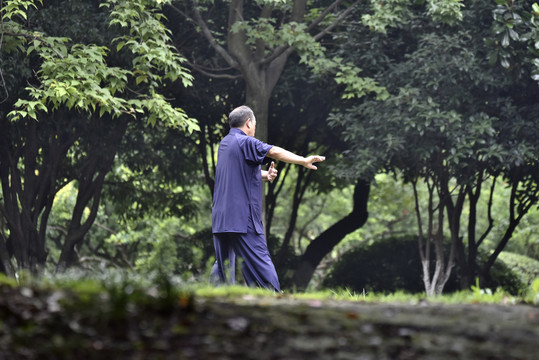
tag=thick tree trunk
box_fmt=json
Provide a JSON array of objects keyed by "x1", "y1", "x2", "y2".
[
  {"x1": 0, "y1": 115, "x2": 76, "y2": 274},
  {"x1": 227, "y1": 0, "x2": 293, "y2": 144},
  {"x1": 290, "y1": 178, "x2": 370, "y2": 290},
  {"x1": 245, "y1": 83, "x2": 270, "y2": 143}
]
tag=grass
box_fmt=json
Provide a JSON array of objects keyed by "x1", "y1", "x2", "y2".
[
  {"x1": 2, "y1": 270, "x2": 538, "y2": 306},
  {"x1": 190, "y1": 283, "x2": 538, "y2": 306}
]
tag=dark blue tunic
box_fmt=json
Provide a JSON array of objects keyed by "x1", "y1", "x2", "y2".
[
  {"x1": 212, "y1": 128, "x2": 272, "y2": 235},
  {"x1": 211, "y1": 128, "x2": 280, "y2": 291}
]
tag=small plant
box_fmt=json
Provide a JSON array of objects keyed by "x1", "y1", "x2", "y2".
[{"x1": 524, "y1": 277, "x2": 539, "y2": 304}]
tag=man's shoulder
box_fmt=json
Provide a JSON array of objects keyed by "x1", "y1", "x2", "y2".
[
  {"x1": 233, "y1": 132, "x2": 261, "y2": 147},
  {"x1": 223, "y1": 129, "x2": 272, "y2": 156}
]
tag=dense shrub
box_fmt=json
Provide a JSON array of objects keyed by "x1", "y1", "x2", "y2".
[
  {"x1": 498, "y1": 252, "x2": 539, "y2": 286},
  {"x1": 106, "y1": 221, "x2": 214, "y2": 280},
  {"x1": 323, "y1": 235, "x2": 524, "y2": 295},
  {"x1": 323, "y1": 235, "x2": 425, "y2": 293}
]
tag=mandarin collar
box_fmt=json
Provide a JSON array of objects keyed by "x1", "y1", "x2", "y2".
[{"x1": 229, "y1": 127, "x2": 247, "y2": 136}]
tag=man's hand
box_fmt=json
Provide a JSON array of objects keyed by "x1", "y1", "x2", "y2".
[
  {"x1": 267, "y1": 161, "x2": 278, "y2": 181},
  {"x1": 303, "y1": 155, "x2": 326, "y2": 170}
]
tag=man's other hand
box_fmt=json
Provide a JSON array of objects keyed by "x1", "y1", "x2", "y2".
[{"x1": 267, "y1": 161, "x2": 278, "y2": 181}]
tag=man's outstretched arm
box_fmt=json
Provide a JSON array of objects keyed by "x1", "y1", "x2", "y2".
[{"x1": 267, "y1": 146, "x2": 325, "y2": 170}]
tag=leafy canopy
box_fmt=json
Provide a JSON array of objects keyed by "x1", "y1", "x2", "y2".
[{"x1": 3, "y1": 0, "x2": 198, "y2": 132}]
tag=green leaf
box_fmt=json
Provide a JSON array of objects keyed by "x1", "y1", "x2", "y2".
[
  {"x1": 488, "y1": 50, "x2": 498, "y2": 65},
  {"x1": 501, "y1": 32, "x2": 510, "y2": 47}
]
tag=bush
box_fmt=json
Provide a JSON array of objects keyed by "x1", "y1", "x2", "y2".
[
  {"x1": 498, "y1": 252, "x2": 539, "y2": 287},
  {"x1": 323, "y1": 235, "x2": 524, "y2": 295},
  {"x1": 323, "y1": 235, "x2": 425, "y2": 294},
  {"x1": 107, "y1": 219, "x2": 214, "y2": 279}
]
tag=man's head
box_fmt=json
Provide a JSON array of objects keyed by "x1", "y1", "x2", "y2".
[{"x1": 229, "y1": 105, "x2": 256, "y2": 137}]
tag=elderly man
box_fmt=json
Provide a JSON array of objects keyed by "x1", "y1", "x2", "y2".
[{"x1": 210, "y1": 105, "x2": 325, "y2": 291}]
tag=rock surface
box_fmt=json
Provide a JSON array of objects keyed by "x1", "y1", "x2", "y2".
[
  {"x1": 1, "y1": 286, "x2": 538, "y2": 360},
  {"x1": 181, "y1": 297, "x2": 539, "y2": 360}
]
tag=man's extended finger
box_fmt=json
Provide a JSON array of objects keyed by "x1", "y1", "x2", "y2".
[{"x1": 269, "y1": 161, "x2": 275, "y2": 170}]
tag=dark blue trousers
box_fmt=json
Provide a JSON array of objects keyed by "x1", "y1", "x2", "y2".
[{"x1": 211, "y1": 226, "x2": 280, "y2": 292}]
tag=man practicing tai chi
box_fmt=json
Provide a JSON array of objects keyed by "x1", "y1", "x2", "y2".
[{"x1": 210, "y1": 105, "x2": 325, "y2": 292}]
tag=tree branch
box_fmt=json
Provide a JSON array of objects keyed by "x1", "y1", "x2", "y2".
[
  {"x1": 171, "y1": 2, "x2": 239, "y2": 69},
  {"x1": 477, "y1": 176, "x2": 496, "y2": 247},
  {"x1": 306, "y1": 0, "x2": 345, "y2": 32},
  {"x1": 227, "y1": 0, "x2": 253, "y2": 70},
  {"x1": 313, "y1": 0, "x2": 360, "y2": 41},
  {"x1": 261, "y1": 0, "x2": 357, "y2": 66},
  {"x1": 2, "y1": 31, "x2": 66, "y2": 58},
  {"x1": 186, "y1": 60, "x2": 242, "y2": 79}
]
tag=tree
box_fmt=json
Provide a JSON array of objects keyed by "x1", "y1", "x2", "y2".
[
  {"x1": 488, "y1": 0, "x2": 539, "y2": 82},
  {"x1": 167, "y1": 0, "x2": 470, "y2": 290},
  {"x1": 168, "y1": 0, "x2": 390, "y2": 290},
  {"x1": 328, "y1": 0, "x2": 539, "y2": 295},
  {"x1": 0, "y1": 0, "x2": 196, "y2": 274},
  {"x1": 170, "y1": 0, "x2": 386, "y2": 143}
]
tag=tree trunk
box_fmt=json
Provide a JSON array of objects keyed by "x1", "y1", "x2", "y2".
[
  {"x1": 0, "y1": 234, "x2": 15, "y2": 277},
  {"x1": 226, "y1": 0, "x2": 295, "y2": 144},
  {"x1": 276, "y1": 168, "x2": 310, "y2": 262},
  {"x1": 0, "y1": 114, "x2": 77, "y2": 274},
  {"x1": 57, "y1": 117, "x2": 128, "y2": 271},
  {"x1": 290, "y1": 178, "x2": 370, "y2": 290}
]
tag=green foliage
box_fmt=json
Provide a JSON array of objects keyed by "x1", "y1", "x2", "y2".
[
  {"x1": 362, "y1": 0, "x2": 463, "y2": 33},
  {"x1": 323, "y1": 235, "x2": 525, "y2": 295},
  {"x1": 328, "y1": 0, "x2": 539, "y2": 294},
  {"x1": 485, "y1": 254, "x2": 524, "y2": 295},
  {"x1": 104, "y1": 0, "x2": 197, "y2": 129},
  {"x1": 362, "y1": 0, "x2": 414, "y2": 33},
  {"x1": 355, "y1": 174, "x2": 417, "y2": 242},
  {"x1": 329, "y1": 23, "x2": 518, "y2": 180},
  {"x1": 488, "y1": 186, "x2": 539, "y2": 260},
  {"x1": 498, "y1": 252, "x2": 539, "y2": 286},
  {"x1": 488, "y1": 0, "x2": 539, "y2": 81},
  {"x1": 0, "y1": 0, "x2": 40, "y2": 22},
  {"x1": 323, "y1": 235, "x2": 426, "y2": 294},
  {"x1": 105, "y1": 218, "x2": 211, "y2": 279},
  {"x1": 4, "y1": 0, "x2": 198, "y2": 132},
  {"x1": 426, "y1": 0, "x2": 464, "y2": 25},
  {"x1": 526, "y1": 277, "x2": 539, "y2": 304},
  {"x1": 102, "y1": 120, "x2": 206, "y2": 222},
  {"x1": 16, "y1": 42, "x2": 130, "y2": 119},
  {"x1": 223, "y1": 2, "x2": 388, "y2": 100},
  {"x1": 133, "y1": 219, "x2": 182, "y2": 275}
]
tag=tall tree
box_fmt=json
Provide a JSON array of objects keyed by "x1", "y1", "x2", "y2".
[
  {"x1": 169, "y1": 0, "x2": 468, "y2": 290},
  {"x1": 171, "y1": 0, "x2": 386, "y2": 143},
  {"x1": 328, "y1": 0, "x2": 539, "y2": 294},
  {"x1": 0, "y1": 0, "x2": 196, "y2": 274}
]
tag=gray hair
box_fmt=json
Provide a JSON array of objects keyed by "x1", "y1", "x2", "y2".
[{"x1": 228, "y1": 105, "x2": 254, "y2": 128}]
